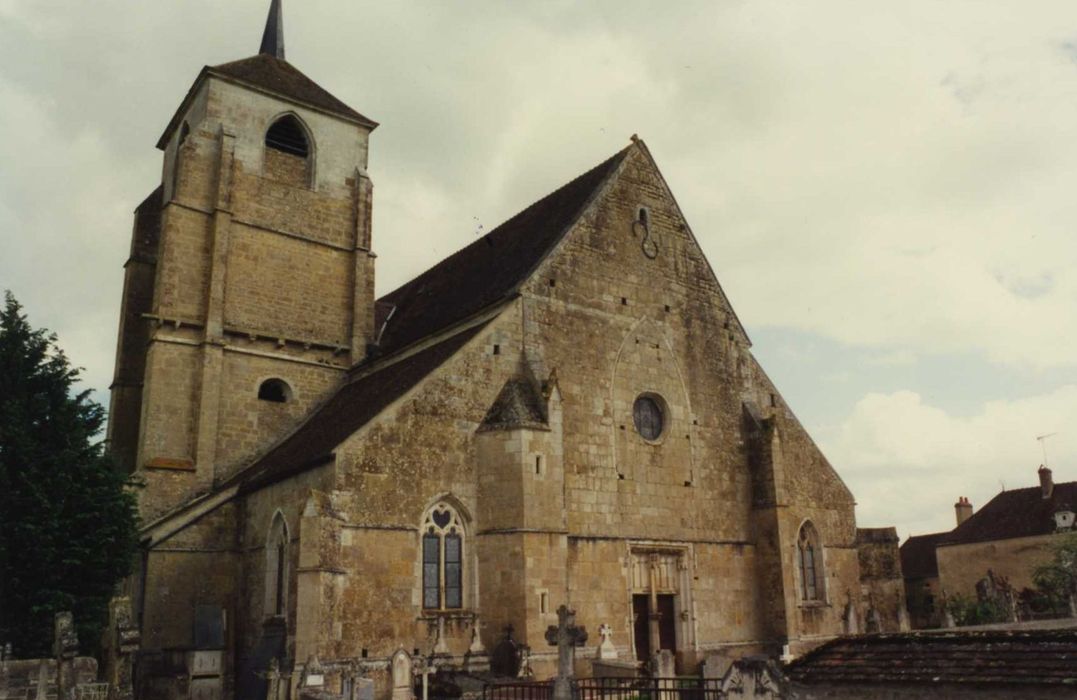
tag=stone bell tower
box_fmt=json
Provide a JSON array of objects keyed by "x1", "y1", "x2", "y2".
[{"x1": 107, "y1": 0, "x2": 378, "y2": 520}]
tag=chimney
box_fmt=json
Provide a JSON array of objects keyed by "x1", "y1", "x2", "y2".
[
  {"x1": 954, "y1": 496, "x2": 973, "y2": 526},
  {"x1": 1039, "y1": 465, "x2": 1054, "y2": 499}
]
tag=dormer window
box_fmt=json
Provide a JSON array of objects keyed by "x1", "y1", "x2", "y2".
[
  {"x1": 265, "y1": 115, "x2": 309, "y2": 157},
  {"x1": 1054, "y1": 507, "x2": 1075, "y2": 531}
]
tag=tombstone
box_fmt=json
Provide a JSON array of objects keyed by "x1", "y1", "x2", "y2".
[
  {"x1": 464, "y1": 621, "x2": 489, "y2": 672},
  {"x1": 391, "y1": 649, "x2": 413, "y2": 700},
  {"x1": 720, "y1": 657, "x2": 784, "y2": 700},
  {"x1": 545, "y1": 606, "x2": 588, "y2": 700},
  {"x1": 105, "y1": 596, "x2": 140, "y2": 700},
  {"x1": 53, "y1": 611, "x2": 79, "y2": 700},
  {"x1": 264, "y1": 658, "x2": 285, "y2": 700},
  {"x1": 865, "y1": 606, "x2": 881, "y2": 634},
  {"x1": 651, "y1": 649, "x2": 675, "y2": 679},
  {"x1": 490, "y1": 626, "x2": 521, "y2": 677},
  {"x1": 354, "y1": 677, "x2": 375, "y2": 700},
  {"x1": 841, "y1": 591, "x2": 859, "y2": 635},
  {"x1": 300, "y1": 655, "x2": 325, "y2": 689},
  {"x1": 194, "y1": 606, "x2": 225, "y2": 650},
  {"x1": 597, "y1": 624, "x2": 617, "y2": 660},
  {"x1": 702, "y1": 655, "x2": 732, "y2": 680},
  {"x1": 897, "y1": 594, "x2": 911, "y2": 633}
]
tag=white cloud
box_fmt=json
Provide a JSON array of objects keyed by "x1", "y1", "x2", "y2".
[{"x1": 820, "y1": 386, "x2": 1077, "y2": 539}]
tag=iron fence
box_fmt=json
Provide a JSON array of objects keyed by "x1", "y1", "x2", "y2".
[
  {"x1": 482, "y1": 680, "x2": 553, "y2": 700},
  {"x1": 483, "y1": 678, "x2": 723, "y2": 700},
  {"x1": 578, "y1": 677, "x2": 722, "y2": 700}
]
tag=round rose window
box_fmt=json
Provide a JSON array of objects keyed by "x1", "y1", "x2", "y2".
[{"x1": 633, "y1": 395, "x2": 665, "y2": 441}]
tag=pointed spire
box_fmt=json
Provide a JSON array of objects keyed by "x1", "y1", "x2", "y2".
[{"x1": 259, "y1": 0, "x2": 286, "y2": 60}]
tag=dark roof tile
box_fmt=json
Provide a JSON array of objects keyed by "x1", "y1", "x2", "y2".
[
  {"x1": 942, "y1": 481, "x2": 1077, "y2": 546},
  {"x1": 210, "y1": 54, "x2": 376, "y2": 127},
  {"x1": 236, "y1": 323, "x2": 486, "y2": 493},
  {"x1": 786, "y1": 630, "x2": 1077, "y2": 686},
  {"x1": 900, "y1": 532, "x2": 947, "y2": 579},
  {"x1": 374, "y1": 147, "x2": 629, "y2": 354}
]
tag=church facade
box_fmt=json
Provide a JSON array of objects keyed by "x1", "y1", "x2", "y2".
[{"x1": 108, "y1": 4, "x2": 889, "y2": 698}]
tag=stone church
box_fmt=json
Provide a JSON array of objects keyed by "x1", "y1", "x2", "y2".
[{"x1": 108, "y1": 2, "x2": 898, "y2": 697}]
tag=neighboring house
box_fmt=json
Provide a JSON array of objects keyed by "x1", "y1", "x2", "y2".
[
  {"x1": 937, "y1": 466, "x2": 1077, "y2": 602},
  {"x1": 899, "y1": 531, "x2": 946, "y2": 629},
  {"x1": 901, "y1": 466, "x2": 1077, "y2": 628},
  {"x1": 108, "y1": 3, "x2": 901, "y2": 698}
]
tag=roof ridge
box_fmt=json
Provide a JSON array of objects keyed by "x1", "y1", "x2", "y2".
[
  {"x1": 379, "y1": 145, "x2": 631, "y2": 303},
  {"x1": 372, "y1": 145, "x2": 632, "y2": 354}
]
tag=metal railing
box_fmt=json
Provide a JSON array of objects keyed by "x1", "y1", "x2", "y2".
[
  {"x1": 74, "y1": 684, "x2": 111, "y2": 700},
  {"x1": 482, "y1": 680, "x2": 553, "y2": 700},
  {"x1": 578, "y1": 678, "x2": 723, "y2": 700},
  {"x1": 483, "y1": 678, "x2": 723, "y2": 700}
]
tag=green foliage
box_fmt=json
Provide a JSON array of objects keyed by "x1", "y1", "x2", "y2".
[
  {"x1": 0, "y1": 292, "x2": 140, "y2": 658},
  {"x1": 945, "y1": 593, "x2": 1009, "y2": 627},
  {"x1": 1033, "y1": 533, "x2": 1077, "y2": 610}
]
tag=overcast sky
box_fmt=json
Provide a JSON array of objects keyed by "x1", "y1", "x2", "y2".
[{"x1": 2, "y1": 1, "x2": 1075, "y2": 540}]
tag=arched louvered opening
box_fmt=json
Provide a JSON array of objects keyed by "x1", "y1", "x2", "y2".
[
  {"x1": 264, "y1": 115, "x2": 313, "y2": 187},
  {"x1": 265, "y1": 115, "x2": 309, "y2": 157},
  {"x1": 258, "y1": 378, "x2": 292, "y2": 404}
]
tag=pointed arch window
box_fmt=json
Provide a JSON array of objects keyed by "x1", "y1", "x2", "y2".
[
  {"x1": 798, "y1": 521, "x2": 825, "y2": 603},
  {"x1": 265, "y1": 115, "x2": 309, "y2": 158},
  {"x1": 266, "y1": 513, "x2": 290, "y2": 617},
  {"x1": 422, "y1": 503, "x2": 465, "y2": 610}
]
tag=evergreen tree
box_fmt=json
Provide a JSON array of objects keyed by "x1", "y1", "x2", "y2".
[{"x1": 0, "y1": 291, "x2": 139, "y2": 657}]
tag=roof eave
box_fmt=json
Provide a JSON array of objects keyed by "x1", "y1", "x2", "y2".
[
  {"x1": 155, "y1": 66, "x2": 379, "y2": 150},
  {"x1": 156, "y1": 66, "x2": 212, "y2": 150}
]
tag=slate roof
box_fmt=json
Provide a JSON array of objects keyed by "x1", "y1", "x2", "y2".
[
  {"x1": 941, "y1": 481, "x2": 1077, "y2": 546},
  {"x1": 157, "y1": 53, "x2": 376, "y2": 148},
  {"x1": 478, "y1": 378, "x2": 548, "y2": 432},
  {"x1": 236, "y1": 323, "x2": 487, "y2": 493},
  {"x1": 785, "y1": 630, "x2": 1077, "y2": 687},
  {"x1": 211, "y1": 54, "x2": 376, "y2": 127},
  {"x1": 900, "y1": 532, "x2": 946, "y2": 579},
  {"x1": 374, "y1": 147, "x2": 629, "y2": 354}
]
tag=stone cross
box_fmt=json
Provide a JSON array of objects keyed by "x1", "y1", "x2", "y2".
[{"x1": 545, "y1": 605, "x2": 587, "y2": 700}]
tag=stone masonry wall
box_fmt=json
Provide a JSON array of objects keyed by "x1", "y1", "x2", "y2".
[{"x1": 936, "y1": 533, "x2": 1060, "y2": 599}]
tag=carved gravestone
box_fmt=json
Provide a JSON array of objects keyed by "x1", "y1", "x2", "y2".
[
  {"x1": 391, "y1": 649, "x2": 413, "y2": 700},
  {"x1": 597, "y1": 624, "x2": 617, "y2": 660},
  {"x1": 545, "y1": 606, "x2": 587, "y2": 700},
  {"x1": 105, "y1": 596, "x2": 140, "y2": 700}
]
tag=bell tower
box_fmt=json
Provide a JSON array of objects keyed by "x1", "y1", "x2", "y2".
[{"x1": 108, "y1": 0, "x2": 378, "y2": 520}]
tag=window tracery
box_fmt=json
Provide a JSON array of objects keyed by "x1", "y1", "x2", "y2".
[{"x1": 422, "y1": 502, "x2": 465, "y2": 610}]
